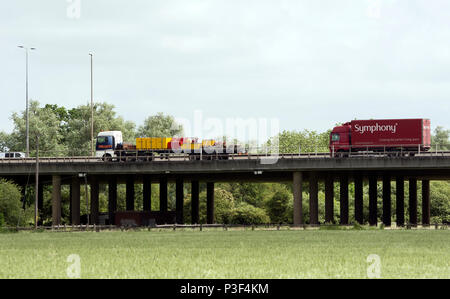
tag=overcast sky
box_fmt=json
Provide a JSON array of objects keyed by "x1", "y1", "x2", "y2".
[{"x1": 1, "y1": 0, "x2": 449, "y2": 138}]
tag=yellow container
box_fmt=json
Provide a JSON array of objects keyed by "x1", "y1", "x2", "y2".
[
  {"x1": 152, "y1": 137, "x2": 161, "y2": 149},
  {"x1": 144, "y1": 138, "x2": 151, "y2": 149},
  {"x1": 136, "y1": 138, "x2": 143, "y2": 150},
  {"x1": 202, "y1": 139, "x2": 216, "y2": 147}
]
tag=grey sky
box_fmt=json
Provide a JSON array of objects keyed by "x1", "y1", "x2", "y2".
[{"x1": 1, "y1": 0, "x2": 449, "y2": 137}]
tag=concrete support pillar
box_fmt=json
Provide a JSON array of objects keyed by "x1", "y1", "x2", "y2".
[
  {"x1": 69, "y1": 184, "x2": 72, "y2": 223},
  {"x1": 191, "y1": 181, "x2": 199, "y2": 224},
  {"x1": 90, "y1": 177, "x2": 99, "y2": 225},
  {"x1": 309, "y1": 172, "x2": 319, "y2": 225},
  {"x1": 206, "y1": 182, "x2": 215, "y2": 224},
  {"x1": 21, "y1": 185, "x2": 26, "y2": 209},
  {"x1": 422, "y1": 180, "x2": 430, "y2": 226},
  {"x1": 339, "y1": 175, "x2": 349, "y2": 225},
  {"x1": 126, "y1": 176, "x2": 135, "y2": 211},
  {"x1": 293, "y1": 172, "x2": 303, "y2": 225},
  {"x1": 396, "y1": 176, "x2": 405, "y2": 227},
  {"x1": 108, "y1": 177, "x2": 117, "y2": 225},
  {"x1": 143, "y1": 175, "x2": 151, "y2": 212},
  {"x1": 382, "y1": 174, "x2": 391, "y2": 227},
  {"x1": 38, "y1": 182, "x2": 44, "y2": 225},
  {"x1": 51, "y1": 175, "x2": 61, "y2": 226},
  {"x1": 325, "y1": 174, "x2": 334, "y2": 224},
  {"x1": 369, "y1": 175, "x2": 378, "y2": 226},
  {"x1": 160, "y1": 177, "x2": 168, "y2": 212},
  {"x1": 409, "y1": 178, "x2": 418, "y2": 226},
  {"x1": 71, "y1": 177, "x2": 81, "y2": 225},
  {"x1": 176, "y1": 178, "x2": 184, "y2": 224},
  {"x1": 354, "y1": 175, "x2": 364, "y2": 224}
]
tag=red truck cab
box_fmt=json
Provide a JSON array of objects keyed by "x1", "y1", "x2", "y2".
[{"x1": 329, "y1": 122, "x2": 351, "y2": 153}]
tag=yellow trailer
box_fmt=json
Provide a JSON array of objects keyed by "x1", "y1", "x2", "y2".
[{"x1": 136, "y1": 137, "x2": 172, "y2": 150}]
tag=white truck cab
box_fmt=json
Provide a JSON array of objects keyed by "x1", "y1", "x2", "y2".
[{"x1": 95, "y1": 131, "x2": 123, "y2": 159}]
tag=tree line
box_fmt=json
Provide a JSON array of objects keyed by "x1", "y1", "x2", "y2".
[{"x1": 0, "y1": 101, "x2": 449, "y2": 226}]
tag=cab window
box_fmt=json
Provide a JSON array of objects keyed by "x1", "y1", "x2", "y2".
[
  {"x1": 96, "y1": 136, "x2": 113, "y2": 150},
  {"x1": 331, "y1": 133, "x2": 340, "y2": 142}
]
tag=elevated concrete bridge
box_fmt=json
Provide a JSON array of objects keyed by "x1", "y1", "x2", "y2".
[{"x1": 1, "y1": 153, "x2": 449, "y2": 227}]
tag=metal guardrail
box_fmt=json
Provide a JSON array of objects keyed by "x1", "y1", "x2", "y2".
[
  {"x1": 2, "y1": 223, "x2": 448, "y2": 232},
  {"x1": 0, "y1": 148, "x2": 449, "y2": 164}
]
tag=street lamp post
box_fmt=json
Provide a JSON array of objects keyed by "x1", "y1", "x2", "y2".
[
  {"x1": 18, "y1": 46, "x2": 36, "y2": 157},
  {"x1": 89, "y1": 53, "x2": 94, "y2": 157}
]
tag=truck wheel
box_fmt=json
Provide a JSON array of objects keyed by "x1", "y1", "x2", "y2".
[{"x1": 336, "y1": 150, "x2": 347, "y2": 158}]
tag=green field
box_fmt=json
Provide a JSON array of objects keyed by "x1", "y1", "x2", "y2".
[{"x1": 0, "y1": 229, "x2": 449, "y2": 278}]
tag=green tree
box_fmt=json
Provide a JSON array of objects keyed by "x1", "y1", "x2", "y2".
[
  {"x1": 264, "y1": 184, "x2": 291, "y2": 223},
  {"x1": 0, "y1": 131, "x2": 13, "y2": 152},
  {"x1": 65, "y1": 102, "x2": 136, "y2": 156},
  {"x1": 431, "y1": 126, "x2": 450, "y2": 150},
  {"x1": 137, "y1": 112, "x2": 183, "y2": 137},
  {"x1": 8, "y1": 101, "x2": 68, "y2": 156},
  {"x1": 0, "y1": 179, "x2": 31, "y2": 226},
  {"x1": 429, "y1": 181, "x2": 450, "y2": 223},
  {"x1": 268, "y1": 129, "x2": 331, "y2": 154},
  {"x1": 219, "y1": 183, "x2": 268, "y2": 208}
]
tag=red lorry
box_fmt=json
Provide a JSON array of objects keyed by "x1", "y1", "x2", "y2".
[{"x1": 329, "y1": 119, "x2": 431, "y2": 156}]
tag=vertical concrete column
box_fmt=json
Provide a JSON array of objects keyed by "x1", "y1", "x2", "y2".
[
  {"x1": 369, "y1": 175, "x2": 378, "y2": 226},
  {"x1": 325, "y1": 174, "x2": 334, "y2": 224},
  {"x1": 422, "y1": 180, "x2": 430, "y2": 226},
  {"x1": 382, "y1": 174, "x2": 391, "y2": 227},
  {"x1": 293, "y1": 172, "x2": 303, "y2": 225},
  {"x1": 51, "y1": 175, "x2": 61, "y2": 226},
  {"x1": 396, "y1": 176, "x2": 405, "y2": 227},
  {"x1": 90, "y1": 177, "x2": 99, "y2": 225},
  {"x1": 191, "y1": 181, "x2": 199, "y2": 224},
  {"x1": 126, "y1": 176, "x2": 135, "y2": 211},
  {"x1": 143, "y1": 175, "x2": 152, "y2": 212},
  {"x1": 409, "y1": 178, "x2": 418, "y2": 226},
  {"x1": 21, "y1": 185, "x2": 26, "y2": 209},
  {"x1": 176, "y1": 178, "x2": 184, "y2": 224},
  {"x1": 108, "y1": 177, "x2": 117, "y2": 225},
  {"x1": 160, "y1": 177, "x2": 168, "y2": 212},
  {"x1": 69, "y1": 184, "x2": 72, "y2": 223},
  {"x1": 38, "y1": 182, "x2": 44, "y2": 212},
  {"x1": 207, "y1": 182, "x2": 215, "y2": 224},
  {"x1": 339, "y1": 174, "x2": 349, "y2": 225},
  {"x1": 354, "y1": 175, "x2": 364, "y2": 224},
  {"x1": 38, "y1": 182, "x2": 44, "y2": 225},
  {"x1": 309, "y1": 172, "x2": 319, "y2": 225},
  {"x1": 71, "y1": 177, "x2": 81, "y2": 225}
]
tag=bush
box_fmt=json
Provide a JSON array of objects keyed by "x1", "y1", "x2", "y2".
[
  {"x1": 0, "y1": 179, "x2": 29, "y2": 226},
  {"x1": 264, "y1": 184, "x2": 291, "y2": 223},
  {"x1": 183, "y1": 187, "x2": 236, "y2": 224},
  {"x1": 230, "y1": 202, "x2": 270, "y2": 224},
  {"x1": 213, "y1": 188, "x2": 235, "y2": 224}
]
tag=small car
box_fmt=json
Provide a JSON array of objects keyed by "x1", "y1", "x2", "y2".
[{"x1": 0, "y1": 152, "x2": 26, "y2": 158}]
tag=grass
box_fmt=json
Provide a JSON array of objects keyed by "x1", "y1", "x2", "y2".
[{"x1": 0, "y1": 230, "x2": 449, "y2": 278}]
